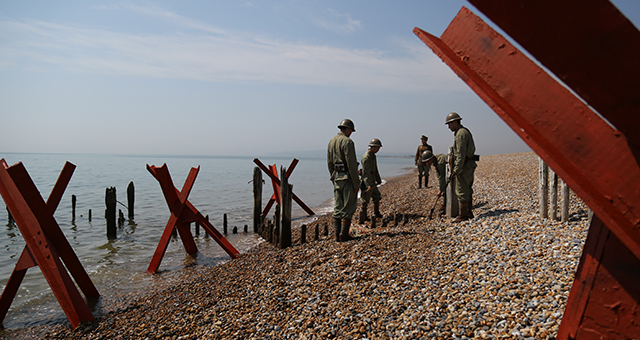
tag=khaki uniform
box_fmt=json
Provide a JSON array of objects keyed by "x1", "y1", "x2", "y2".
[
  {"x1": 327, "y1": 132, "x2": 359, "y2": 220},
  {"x1": 360, "y1": 149, "x2": 382, "y2": 205},
  {"x1": 452, "y1": 125, "x2": 477, "y2": 203},
  {"x1": 432, "y1": 154, "x2": 448, "y2": 193},
  {"x1": 415, "y1": 144, "x2": 433, "y2": 176}
]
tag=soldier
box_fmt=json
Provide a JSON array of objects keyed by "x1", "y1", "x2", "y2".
[
  {"x1": 421, "y1": 150, "x2": 448, "y2": 216},
  {"x1": 327, "y1": 119, "x2": 360, "y2": 242},
  {"x1": 445, "y1": 112, "x2": 477, "y2": 222},
  {"x1": 414, "y1": 135, "x2": 433, "y2": 188},
  {"x1": 358, "y1": 138, "x2": 383, "y2": 224}
]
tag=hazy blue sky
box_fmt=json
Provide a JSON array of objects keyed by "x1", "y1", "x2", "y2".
[{"x1": 2, "y1": 1, "x2": 639, "y2": 157}]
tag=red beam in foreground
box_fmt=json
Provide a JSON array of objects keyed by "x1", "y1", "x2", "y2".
[
  {"x1": 414, "y1": 6, "x2": 640, "y2": 339},
  {"x1": 469, "y1": 0, "x2": 640, "y2": 151}
]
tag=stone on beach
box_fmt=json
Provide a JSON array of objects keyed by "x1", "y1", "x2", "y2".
[{"x1": 4, "y1": 152, "x2": 589, "y2": 340}]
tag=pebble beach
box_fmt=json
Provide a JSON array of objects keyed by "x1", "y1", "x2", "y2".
[{"x1": 1, "y1": 152, "x2": 590, "y2": 340}]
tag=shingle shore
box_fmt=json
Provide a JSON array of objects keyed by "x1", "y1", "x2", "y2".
[{"x1": 2, "y1": 152, "x2": 590, "y2": 340}]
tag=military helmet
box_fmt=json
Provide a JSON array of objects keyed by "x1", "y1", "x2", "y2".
[
  {"x1": 420, "y1": 135, "x2": 428, "y2": 140},
  {"x1": 368, "y1": 138, "x2": 383, "y2": 147},
  {"x1": 421, "y1": 150, "x2": 434, "y2": 162},
  {"x1": 445, "y1": 112, "x2": 462, "y2": 124},
  {"x1": 338, "y1": 119, "x2": 356, "y2": 131}
]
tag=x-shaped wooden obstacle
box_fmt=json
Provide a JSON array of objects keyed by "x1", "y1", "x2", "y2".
[
  {"x1": 146, "y1": 164, "x2": 239, "y2": 274},
  {"x1": 253, "y1": 158, "x2": 315, "y2": 217},
  {"x1": 0, "y1": 160, "x2": 99, "y2": 329}
]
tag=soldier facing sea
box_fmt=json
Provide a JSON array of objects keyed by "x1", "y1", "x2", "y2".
[
  {"x1": 327, "y1": 119, "x2": 360, "y2": 242},
  {"x1": 414, "y1": 135, "x2": 433, "y2": 189},
  {"x1": 358, "y1": 138, "x2": 383, "y2": 224},
  {"x1": 445, "y1": 112, "x2": 477, "y2": 222}
]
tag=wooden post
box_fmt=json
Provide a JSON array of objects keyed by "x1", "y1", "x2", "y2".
[
  {"x1": 205, "y1": 215, "x2": 210, "y2": 238},
  {"x1": 314, "y1": 224, "x2": 319, "y2": 241},
  {"x1": 233, "y1": 226, "x2": 237, "y2": 234},
  {"x1": 105, "y1": 187, "x2": 116, "y2": 239},
  {"x1": 561, "y1": 179, "x2": 570, "y2": 222},
  {"x1": 195, "y1": 221, "x2": 200, "y2": 236},
  {"x1": 446, "y1": 147, "x2": 459, "y2": 218},
  {"x1": 223, "y1": 213, "x2": 228, "y2": 234},
  {"x1": 244, "y1": 225, "x2": 248, "y2": 233},
  {"x1": 253, "y1": 167, "x2": 262, "y2": 233},
  {"x1": 300, "y1": 224, "x2": 307, "y2": 244},
  {"x1": 71, "y1": 194, "x2": 76, "y2": 222},
  {"x1": 371, "y1": 215, "x2": 377, "y2": 229},
  {"x1": 550, "y1": 169, "x2": 558, "y2": 220},
  {"x1": 88, "y1": 209, "x2": 92, "y2": 222},
  {"x1": 539, "y1": 158, "x2": 549, "y2": 219},
  {"x1": 6, "y1": 206, "x2": 13, "y2": 224},
  {"x1": 127, "y1": 181, "x2": 134, "y2": 220},
  {"x1": 280, "y1": 166, "x2": 292, "y2": 249},
  {"x1": 118, "y1": 209, "x2": 125, "y2": 226},
  {"x1": 323, "y1": 223, "x2": 328, "y2": 236}
]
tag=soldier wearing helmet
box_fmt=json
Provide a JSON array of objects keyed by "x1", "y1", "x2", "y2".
[
  {"x1": 414, "y1": 135, "x2": 433, "y2": 189},
  {"x1": 445, "y1": 112, "x2": 477, "y2": 222},
  {"x1": 327, "y1": 119, "x2": 360, "y2": 242},
  {"x1": 358, "y1": 138, "x2": 383, "y2": 224},
  {"x1": 421, "y1": 150, "x2": 449, "y2": 216}
]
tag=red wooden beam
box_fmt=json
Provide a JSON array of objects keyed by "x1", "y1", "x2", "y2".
[
  {"x1": 468, "y1": 0, "x2": 640, "y2": 150},
  {"x1": 413, "y1": 6, "x2": 640, "y2": 339},
  {"x1": 146, "y1": 164, "x2": 239, "y2": 274},
  {"x1": 0, "y1": 160, "x2": 97, "y2": 329},
  {"x1": 413, "y1": 8, "x2": 640, "y2": 261}
]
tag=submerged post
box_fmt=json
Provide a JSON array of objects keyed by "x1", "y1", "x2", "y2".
[
  {"x1": 253, "y1": 167, "x2": 262, "y2": 233},
  {"x1": 127, "y1": 181, "x2": 134, "y2": 220},
  {"x1": 105, "y1": 187, "x2": 117, "y2": 239},
  {"x1": 550, "y1": 169, "x2": 558, "y2": 220},
  {"x1": 71, "y1": 194, "x2": 76, "y2": 222},
  {"x1": 279, "y1": 167, "x2": 292, "y2": 249}
]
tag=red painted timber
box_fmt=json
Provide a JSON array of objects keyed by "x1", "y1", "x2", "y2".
[
  {"x1": 146, "y1": 164, "x2": 239, "y2": 274},
  {"x1": 468, "y1": 0, "x2": 640, "y2": 151},
  {"x1": 413, "y1": 6, "x2": 640, "y2": 339},
  {"x1": 413, "y1": 7, "x2": 640, "y2": 261},
  {"x1": 0, "y1": 160, "x2": 96, "y2": 328}
]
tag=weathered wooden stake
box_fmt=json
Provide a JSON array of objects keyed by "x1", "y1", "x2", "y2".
[
  {"x1": 205, "y1": 215, "x2": 210, "y2": 238},
  {"x1": 314, "y1": 224, "x2": 319, "y2": 241},
  {"x1": 118, "y1": 209, "x2": 125, "y2": 226},
  {"x1": 127, "y1": 181, "x2": 135, "y2": 220},
  {"x1": 105, "y1": 187, "x2": 117, "y2": 239},
  {"x1": 300, "y1": 224, "x2": 307, "y2": 244},
  {"x1": 371, "y1": 215, "x2": 377, "y2": 229},
  {"x1": 550, "y1": 169, "x2": 558, "y2": 220},
  {"x1": 195, "y1": 221, "x2": 200, "y2": 236},
  {"x1": 561, "y1": 179, "x2": 570, "y2": 222},
  {"x1": 253, "y1": 167, "x2": 262, "y2": 233},
  {"x1": 88, "y1": 209, "x2": 92, "y2": 222},
  {"x1": 539, "y1": 158, "x2": 549, "y2": 219},
  {"x1": 223, "y1": 213, "x2": 228, "y2": 235},
  {"x1": 233, "y1": 226, "x2": 237, "y2": 234},
  {"x1": 323, "y1": 223, "x2": 328, "y2": 236},
  {"x1": 244, "y1": 224, "x2": 248, "y2": 233},
  {"x1": 71, "y1": 194, "x2": 76, "y2": 221},
  {"x1": 279, "y1": 167, "x2": 292, "y2": 249}
]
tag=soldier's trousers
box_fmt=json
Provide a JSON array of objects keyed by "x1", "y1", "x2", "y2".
[
  {"x1": 360, "y1": 185, "x2": 381, "y2": 205},
  {"x1": 454, "y1": 167, "x2": 475, "y2": 203},
  {"x1": 332, "y1": 179, "x2": 357, "y2": 220},
  {"x1": 417, "y1": 164, "x2": 429, "y2": 177}
]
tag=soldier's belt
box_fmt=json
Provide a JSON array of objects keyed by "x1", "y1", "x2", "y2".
[{"x1": 333, "y1": 163, "x2": 347, "y2": 172}]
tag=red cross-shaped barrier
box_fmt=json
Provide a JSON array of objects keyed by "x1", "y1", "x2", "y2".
[
  {"x1": 253, "y1": 158, "x2": 315, "y2": 217},
  {"x1": 146, "y1": 164, "x2": 239, "y2": 274},
  {"x1": 0, "y1": 160, "x2": 99, "y2": 329}
]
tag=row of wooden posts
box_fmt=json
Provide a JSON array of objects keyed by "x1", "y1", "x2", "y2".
[{"x1": 538, "y1": 158, "x2": 583, "y2": 222}]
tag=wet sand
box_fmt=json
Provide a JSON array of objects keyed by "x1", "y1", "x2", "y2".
[{"x1": 1, "y1": 152, "x2": 590, "y2": 340}]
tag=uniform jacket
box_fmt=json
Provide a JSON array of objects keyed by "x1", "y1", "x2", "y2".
[
  {"x1": 327, "y1": 132, "x2": 360, "y2": 188},
  {"x1": 415, "y1": 144, "x2": 433, "y2": 165},
  {"x1": 433, "y1": 154, "x2": 448, "y2": 192},
  {"x1": 361, "y1": 149, "x2": 381, "y2": 188},
  {"x1": 452, "y1": 125, "x2": 477, "y2": 175}
]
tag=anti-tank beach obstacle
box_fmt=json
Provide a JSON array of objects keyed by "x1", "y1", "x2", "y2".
[
  {"x1": 146, "y1": 163, "x2": 239, "y2": 274},
  {"x1": 414, "y1": 2, "x2": 640, "y2": 337},
  {"x1": 0, "y1": 160, "x2": 99, "y2": 329}
]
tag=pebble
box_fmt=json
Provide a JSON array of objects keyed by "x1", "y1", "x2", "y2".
[{"x1": 1, "y1": 152, "x2": 589, "y2": 340}]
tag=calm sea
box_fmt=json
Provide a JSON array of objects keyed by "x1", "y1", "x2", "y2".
[{"x1": 0, "y1": 152, "x2": 412, "y2": 328}]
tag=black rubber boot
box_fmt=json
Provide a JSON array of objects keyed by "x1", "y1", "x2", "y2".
[
  {"x1": 373, "y1": 201, "x2": 383, "y2": 218},
  {"x1": 340, "y1": 219, "x2": 353, "y2": 242},
  {"x1": 452, "y1": 201, "x2": 469, "y2": 223},
  {"x1": 333, "y1": 218, "x2": 341, "y2": 242},
  {"x1": 418, "y1": 176, "x2": 422, "y2": 189},
  {"x1": 358, "y1": 206, "x2": 368, "y2": 224}
]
